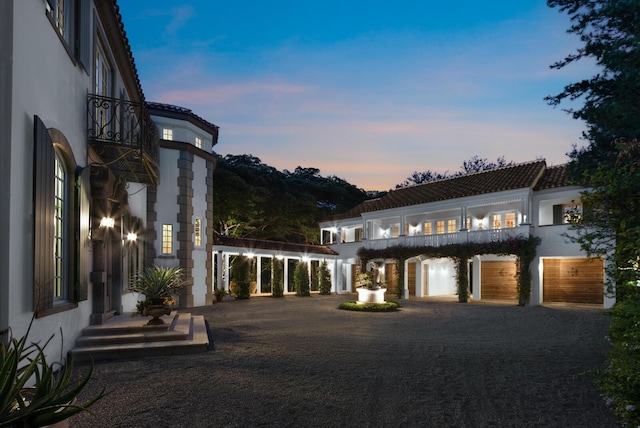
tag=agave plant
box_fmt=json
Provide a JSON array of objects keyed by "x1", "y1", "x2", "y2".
[
  {"x1": 0, "y1": 319, "x2": 107, "y2": 427},
  {"x1": 129, "y1": 265, "x2": 185, "y2": 303}
]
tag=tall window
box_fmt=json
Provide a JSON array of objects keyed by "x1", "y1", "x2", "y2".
[
  {"x1": 163, "y1": 128, "x2": 173, "y2": 140},
  {"x1": 505, "y1": 213, "x2": 516, "y2": 228},
  {"x1": 94, "y1": 39, "x2": 111, "y2": 137},
  {"x1": 424, "y1": 222, "x2": 432, "y2": 235},
  {"x1": 195, "y1": 137, "x2": 202, "y2": 149},
  {"x1": 54, "y1": 0, "x2": 65, "y2": 36},
  {"x1": 492, "y1": 214, "x2": 502, "y2": 229},
  {"x1": 390, "y1": 225, "x2": 400, "y2": 238},
  {"x1": 447, "y1": 219, "x2": 457, "y2": 233},
  {"x1": 53, "y1": 155, "x2": 67, "y2": 300},
  {"x1": 436, "y1": 221, "x2": 445, "y2": 234},
  {"x1": 162, "y1": 224, "x2": 173, "y2": 254},
  {"x1": 194, "y1": 218, "x2": 202, "y2": 247}
]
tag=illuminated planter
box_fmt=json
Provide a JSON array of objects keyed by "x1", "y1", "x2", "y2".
[{"x1": 356, "y1": 287, "x2": 387, "y2": 304}]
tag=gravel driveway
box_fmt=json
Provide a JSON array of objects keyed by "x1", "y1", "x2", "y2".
[{"x1": 70, "y1": 295, "x2": 620, "y2": 427}]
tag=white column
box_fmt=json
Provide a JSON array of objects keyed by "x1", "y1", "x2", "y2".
[
  {"x1": 256, "y1": 256, "x2": 262, "y2": 293},
  {"x1": 223, "y1": 253, "x2": 230, "y2": 291},
  {"x1": 215, "y1": 251, "x2": 223, "y2": 290},
  {"x1": 283, "y1": 257, "x2": 289, "y2": 293}
]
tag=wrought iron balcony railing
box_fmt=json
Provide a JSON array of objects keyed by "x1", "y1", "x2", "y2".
[{"x1": 87, "y1": 94, "x2": 159, "y2": 184}]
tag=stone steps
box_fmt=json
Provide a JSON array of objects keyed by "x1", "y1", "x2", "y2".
[{"x1": 70, "y1": 312, "x2": 209, "y2": 363}]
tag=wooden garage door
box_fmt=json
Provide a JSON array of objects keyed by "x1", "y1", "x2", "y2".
[
  {"x1": 385, "y1": 263, "x2": 397, "y2": 295},
  {"x1": 481, "y1": 261, "x2": 517, "y2": 300},
  {"x1": 543, "y1": 258, "x2": 603, "y2": 304},
  {"x1": 407, "y1": 262, "x2": 416, "y2": 296}
]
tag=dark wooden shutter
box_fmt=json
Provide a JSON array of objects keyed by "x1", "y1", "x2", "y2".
[{"x1": 33, "y1": 116, "x2": 55, "y2": 313}]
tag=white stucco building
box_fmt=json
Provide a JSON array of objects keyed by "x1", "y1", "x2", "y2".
[{"x1": 319, "y1": 161, "x2": 615, "y2": 308}]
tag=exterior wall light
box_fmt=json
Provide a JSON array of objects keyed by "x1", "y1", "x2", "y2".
[
  {"x1": 100, "y1": 217, "x2": 115, "y2": 228},
  {"x1": 127, "y1": 232, "x2": 137, "y2": 242}
]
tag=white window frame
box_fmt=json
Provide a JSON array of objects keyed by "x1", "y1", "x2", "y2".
[
  {"x1": 195, "y1": 136, "x2": 202, "y2": 149},
  {"x1": 163, "y1": 128, "x2": 173, "y2": 141},
  {"x1": 53, "y1": 154, "x2": 68, "y2": 301}
]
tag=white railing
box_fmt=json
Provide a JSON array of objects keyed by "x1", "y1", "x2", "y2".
[{"x1": 336, "y1": 225, "x2": 531, "y2": 252}]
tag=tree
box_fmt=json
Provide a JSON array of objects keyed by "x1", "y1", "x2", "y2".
[
  {"x1": 546, "y1": 0, "x2": 640, "y2": 285},
  {"x1": 547, "y1": 4, "x2": 640, "y2": 422},
  {"x1": 396, "y1": 156, "x2": 514, "y2": 188},
  {"x1": 545, "y1": 0, "x2": 640, "y2": 178}
]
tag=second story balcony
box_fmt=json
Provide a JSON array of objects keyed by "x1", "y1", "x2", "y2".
[
  {"x1": 328, "y1": 225, "x2": 532, "y2": 255},
  {"x1": 88, "y1": 94, "x2": 159, "y2": 184}
]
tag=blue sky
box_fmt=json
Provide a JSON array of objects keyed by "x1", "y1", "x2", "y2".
[{"x1": 118, "y1": 1, "x2": 592, "y2": 190}]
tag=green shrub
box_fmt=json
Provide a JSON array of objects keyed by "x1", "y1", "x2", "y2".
[
  {"x1": 319, "y1": 261, "x2": 332, "y2": 295},
  {"x1": 294, "y1": 262, "x2": 310, "y2": 297},
  {"x1": 338, "y1": 301, "x2": 399, "y2": 312},
  {"x1": 232, "y1": 280, "x2": 251, "y2": 299},
  {"x1": 595, "y1": 296, "x2": 640, "y2": 427},
  {"x1": 272, "y1": 258, "x2": 284, "y2": 298},
  {"x1": 0, "y1": 319, "x2": 107, "y2": 427}
]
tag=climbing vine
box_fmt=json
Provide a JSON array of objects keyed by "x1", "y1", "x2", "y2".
[{"x1": 357, "y1": 236, "x2": 540, "y2": 305}]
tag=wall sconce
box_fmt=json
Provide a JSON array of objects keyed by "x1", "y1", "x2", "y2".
[
  {"x1": 100, "y1": 217, "x2": 115, "y2": 228},
  {"x1": 126, "y1": 232, "x2": 137, "y2": 242},
  {"x1": 275, "y1": 255, "x2": 284, "y2": 260}
]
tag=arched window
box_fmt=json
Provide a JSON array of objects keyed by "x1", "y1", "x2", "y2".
[
  {"x1": 33, "y1": 116, "x2": 89, "y2": 316},
  {"x1": 53, "y1": 153, "x2": 68, "y2": 300}
]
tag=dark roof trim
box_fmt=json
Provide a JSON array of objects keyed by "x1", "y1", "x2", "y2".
[
  {"x1": 213, "y1": 235, "x2": 338, "y2": 256},
  {"x1": 147, "y1": 102, "x2": 220, "y2": 145},
  {"x1": 159, "y1": 140, "x2": 217, "y2": 165},
  {"x1": 99, "y1": 1, "x2": 145, "y2": 103}
]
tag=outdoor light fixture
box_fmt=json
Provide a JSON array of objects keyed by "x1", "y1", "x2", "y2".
[
  {"x1": 127, "y1": 232, "x2": 137, "y2": 242},
  {"x1": 275, "y1": 255, "x2": 284, "y2": 260},
  {"x1": 100, "y1": 217, "x2": 115, "y2": 228}
]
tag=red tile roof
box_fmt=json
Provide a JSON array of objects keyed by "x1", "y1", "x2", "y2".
[
  {"x1": 328, "y1": 160, "x2": 548, "y2": 220},
  {"x1": 213, "y1": 235, "x2": 338, "y2": 256},
  {"x1": 533, "y1": 164, "x2": 570, "y2": 190}
]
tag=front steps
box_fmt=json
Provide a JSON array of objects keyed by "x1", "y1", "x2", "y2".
[{"x1": 70, "y1": 312, "x2": 209, "y2": 362}]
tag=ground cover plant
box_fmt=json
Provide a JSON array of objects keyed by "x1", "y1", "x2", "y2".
[{"x1": 338, "y1": 301, "x2": 399, "y2": 312}]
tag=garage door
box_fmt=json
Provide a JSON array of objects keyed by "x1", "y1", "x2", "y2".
[
  {"x1": 385, "y1": 263, "x2": 397, "y2": 296},
  {"x1": 481, "y1": 260, "x2": 518, "y2": 300},
  {"x1": 543, "y1": 258, "x2": 603, "y2": 304}
]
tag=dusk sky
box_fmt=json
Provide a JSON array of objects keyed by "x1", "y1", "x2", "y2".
[{"x1": 118, "y1": 1, "x2": 594, "y2": 191}]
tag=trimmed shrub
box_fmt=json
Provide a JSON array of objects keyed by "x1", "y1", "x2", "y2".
[
  {"x1": 294, "y1": 262, "x2": 310, "y2": 296},
  {"x1": 319, "y1": 261, "x2": 332, "y2": 295},
  {"x1": 338, "y1": 301, "x2": 399, "y2": 312}
]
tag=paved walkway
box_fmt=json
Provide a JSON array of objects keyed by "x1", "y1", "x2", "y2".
[{"x1": 70, "y1": 295, "x2": 620, "y2": 427}]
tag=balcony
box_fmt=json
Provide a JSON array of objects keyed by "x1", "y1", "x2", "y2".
[
  {"x1": 331, "y1": 226, "x2": 531, "y2": 254},
  {"x1": 87, "y1": 94, "x2": 159, "y2": 184}
]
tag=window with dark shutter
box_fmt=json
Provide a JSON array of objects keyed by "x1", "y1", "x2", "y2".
[{"x1": 33, "y1": 116, "x2": 56, "y2": 313}]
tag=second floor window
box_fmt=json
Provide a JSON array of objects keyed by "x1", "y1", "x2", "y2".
[
  {"x1": 436, "y1": 221, "x2": 445, "y2": 234},
  {"x1": 505, "y1": 213, "x2": 516, "y2": 228},
  {"x1": 163, "y1": 128, "x2": 173, "y2": 140},
  {"x1": 424, "y1": 222, "x2": 432, "y2": 235},
  {"x1": 447, "y1": 219, "x2": 457, "y2": 233},
  {"x1": 162, "y1": 224, "x2": 173, "y2": 254},
  {"x1": 195, "y1": 137, "x2": 202, "y2": 149}
]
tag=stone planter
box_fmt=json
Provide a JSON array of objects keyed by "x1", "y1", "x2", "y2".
[{"x1": 356, "y1": 287, "x2": 387, "y2": 304}]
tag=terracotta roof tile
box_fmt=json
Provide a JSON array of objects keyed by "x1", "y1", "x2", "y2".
[
  {"x1": 533, "y1": 164, "x2": 569, "y2": 190},
  {"x1": 328, "y1": 160, "x2": 547, "y2": 220}
]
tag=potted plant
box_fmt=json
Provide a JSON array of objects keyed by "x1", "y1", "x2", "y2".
[
  {"x1": 129, "y1": 265, "x2": 184, "y2": 325},
  {"x1": 214, "y1": 287, "x2": 226, "y2": 302}
]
